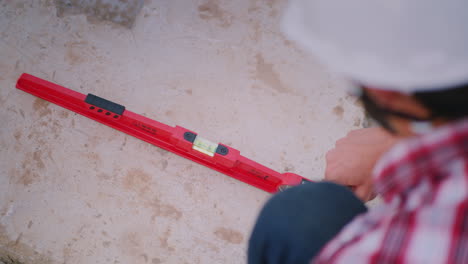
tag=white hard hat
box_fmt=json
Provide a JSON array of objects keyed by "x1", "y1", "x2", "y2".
[{"x1": 282, "y1": 0, "x2": 468, "y2": 93}]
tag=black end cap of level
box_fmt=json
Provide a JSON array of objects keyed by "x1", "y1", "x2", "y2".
[
  {"x1": 85, "y1": 94, "x2": 125, "y2": 115},
  {"x1": 184, "y1": 132, "x2": 197, "y2": 143},
  {"x1": 216, "y1": 145, "x2": 229, "y2": 156}
]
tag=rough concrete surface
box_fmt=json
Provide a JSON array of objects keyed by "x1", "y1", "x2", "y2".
[
  {"x1": 55, "y1": 0, "x2": 144, "y2": 28},
  {"x1": 0, "y1": 0, "x2": 365, "y2": 263}
]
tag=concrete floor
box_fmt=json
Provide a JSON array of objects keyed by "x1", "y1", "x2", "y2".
[{"x1": 0, "y1": 0, "x2": 365, "y2": 263}]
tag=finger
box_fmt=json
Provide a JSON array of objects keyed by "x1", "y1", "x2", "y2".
[
  {"x1": 324, "y1": 170, "x2": 356, "y2": 186},
  {"x1": 355, "y1": 185, "x2": 374, "y2": 202},
  {"x1": 324, "y1": 159, "x2": 344, "y2": 182},
  {"x1": 325, "y1": 146, "x2": 353, "y2": 163},
  {"x1": 346, "y1": 128, "x2": 368, "y2": 138},
  {"x1": 335, "y1": 137, "x2": 348, "y2": 147},
  {"x1": 324, "y1": 159, "x2": 359, "y2": 185},
  {"x1": 325, "y1": 148, "x2": 337, "y2": 163}
]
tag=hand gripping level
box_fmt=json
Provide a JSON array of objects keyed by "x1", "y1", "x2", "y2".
[{"x1": 16, "y1": 73, "x2": 311, "y2": 193}]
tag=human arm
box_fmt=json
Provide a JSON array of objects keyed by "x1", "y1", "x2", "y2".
[{"x1": 325, "y1": 127, "x2": 401, "y2": 201}]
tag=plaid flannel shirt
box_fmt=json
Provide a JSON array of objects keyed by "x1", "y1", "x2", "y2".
[{"x1": 313, "y1": 119, "x2": 468, "y2": 264}]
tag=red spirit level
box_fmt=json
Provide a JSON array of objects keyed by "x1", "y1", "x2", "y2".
[{"x1": 16, "y1": 73, "x2": 311, "y2": 193}]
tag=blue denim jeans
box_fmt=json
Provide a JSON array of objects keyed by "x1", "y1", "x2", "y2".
[{"x1": 248, "y1": 182, "x2": 367, "y2": 264}]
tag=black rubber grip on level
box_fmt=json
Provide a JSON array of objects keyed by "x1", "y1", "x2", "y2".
[
  {"x1": 85, "y1": 94, "x2": 125, "y2": 115},
  {"x1": 184, "y1": 132, "x2": 197, "y2": 143},
  {"x1": 216, "y1": 145, "x2": 229, "y2": 156}
]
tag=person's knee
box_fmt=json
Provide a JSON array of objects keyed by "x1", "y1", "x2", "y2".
[
  {"x1": 261, "y1": 182, "x2": 365, "y2": 217},
  {"x1": 248, "y1": 182, "x2": 367, "y2": 264},
  {"x1": 260, "y1": 182, "x2": 366, "y2": 235}
]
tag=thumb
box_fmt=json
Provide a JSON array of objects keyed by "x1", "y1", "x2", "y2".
[{"x1": 354, "y1": 185, "x2": 375, "y2": 202}]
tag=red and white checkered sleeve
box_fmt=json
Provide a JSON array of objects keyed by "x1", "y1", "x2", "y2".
[{"x1": 313, "y1": 159, "x2": 468, "y2": 264}]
